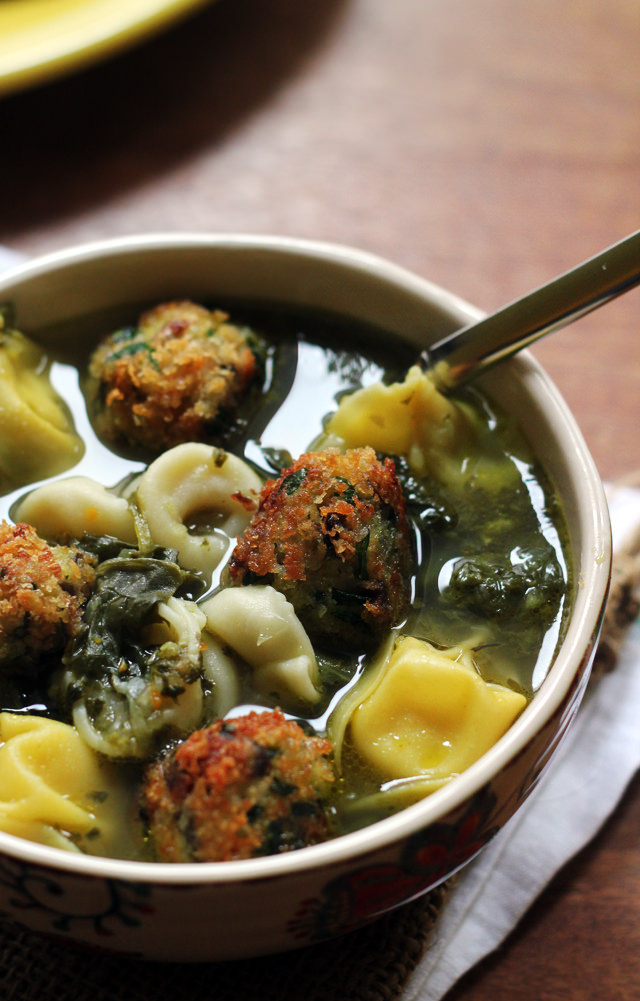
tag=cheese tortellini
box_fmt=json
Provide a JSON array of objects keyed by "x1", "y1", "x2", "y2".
[
  {"x1": 0, "y1": 713, "x2": 131, "y2": 855},
  {"x1": 202, "y1": 585, "x2": 321, "y2": 710},
  {"x1": 0, "y1": 324, "x2": 83, "y2": 491},
  {"x1": 201, "y1": 634, "x2": 243, "y2": 719},
  {"x1": 331, "y1": 635, "x2": 527, "y2": 803},
  {"x1": 135, "y1": 442, "x2": 262, "y2": 574},
  {"x1": 322, "y1": 365, "x2": 505, "y2": 487},
  {"x1": 14, "y1": 475, "x2": 138, "y2": 544}
]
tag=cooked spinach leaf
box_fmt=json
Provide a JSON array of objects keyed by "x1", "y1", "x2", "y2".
[
  {"x1": 390, "y1": 454, "x2": 458, "y2": 531},
  {"x1": 447, "y1": 547, "x2": 565, "y2": 623},
  {"x1": 54, "y1": 544, "x2": 207, "y2": 760}
]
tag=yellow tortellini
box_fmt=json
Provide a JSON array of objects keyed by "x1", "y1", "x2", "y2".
[
  {"x1": 201, "y1": 585, "x2": 321, "y2": 711},
  {"x1": 333, "y1": 635, "x2": 527, "y2": 800},
  {"x1": 322, "y1": 364, "x2": 503, "y2": 487},
  {"x1": 135, "y1": 442, "x2": 263, "y2": 575},
  {"x1": 0, "y1": 324, "x2": 84, "y2": 491},
  {"x1": 14, "y1": 475, "x2": 138, "y2": 544},
  {"x1": 0, "y1": 713, "x2": 132, "y2": 855}
]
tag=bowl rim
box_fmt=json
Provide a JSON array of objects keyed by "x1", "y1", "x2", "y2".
[{"x1": 0, "y1": 232, "x2": 612, "y2": 884}]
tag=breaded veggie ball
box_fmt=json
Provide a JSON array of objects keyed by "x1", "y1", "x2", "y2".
[
  {"x1": 226, "y1": 447, "x2": 414, "y2": 651},
  {"x1": 141, "y1": 709, "x2": 335, "y2": 862},
  {"x1": 0, "y1": 521, "x2": 96, "y2": 669},
  {"x1": 87, "y1": 300, "x2": 262, "y2": 452}
]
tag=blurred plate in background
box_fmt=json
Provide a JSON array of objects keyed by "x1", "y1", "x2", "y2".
[{"x1": 0, "y1": 0, "x2": 217, "y2": 97}]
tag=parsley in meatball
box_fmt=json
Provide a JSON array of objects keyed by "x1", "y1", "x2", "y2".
[
  {"x1": 141, "y1": 709, "x2": 335, "y2": 862},
  {"x1": 226, "y1": 447, "x2": 414, "y2": 651},
  {"x1": 87, "y1": 300, "x2": 262, "y2": 452},
  {"x1": 0, "y1": 521, "x2": 96, "y2": 669}
]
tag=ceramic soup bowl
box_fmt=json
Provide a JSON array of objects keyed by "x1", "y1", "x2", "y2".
[{"x1": 0, "y1": 235, "x2": 610, "y2": 961}]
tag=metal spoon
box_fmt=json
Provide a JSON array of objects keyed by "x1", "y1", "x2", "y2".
[{"x1": 422, "y1": 229, "x2": 640, "y2": 393}]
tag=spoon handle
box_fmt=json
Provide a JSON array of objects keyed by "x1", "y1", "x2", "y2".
[{"x1": 422, "y1": 229, "x2": 640, "y2": 392}]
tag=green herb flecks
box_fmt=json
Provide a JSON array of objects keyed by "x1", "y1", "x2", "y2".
[{"x1": 281, "y1": 467, "x2": 307, "y2": 496}]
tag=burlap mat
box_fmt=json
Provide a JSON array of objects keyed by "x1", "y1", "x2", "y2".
[
  {"x1": 1, "y1": 519, "x2": 639, "y2": 1001},
  {"x1": 0, "y1": 885, "x2": 448, "y2": 1001}
]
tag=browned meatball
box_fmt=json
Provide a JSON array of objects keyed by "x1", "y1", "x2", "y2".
[
  {"x1": 0, "y1": 521, "x2": 96, "y2": 669},
  {"x1": 226, "y1": 447, "x2": 414, "y2": 651},
  {"x1": 87, "y1": 301, "x2": 261, "y2": 452},
  {"x1": 141, "y1": 710, "x2": 335, "y2": 862}
]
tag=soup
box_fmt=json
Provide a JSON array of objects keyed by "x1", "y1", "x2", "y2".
[{"x1": 0, "y1": 300, "x2": 571, "y2": 861}]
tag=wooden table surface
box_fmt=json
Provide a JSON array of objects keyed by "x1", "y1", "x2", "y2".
[{"x1": 1, "y1": 0, "x2": 639, "y2": 996}]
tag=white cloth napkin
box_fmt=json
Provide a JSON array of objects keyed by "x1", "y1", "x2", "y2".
[
  {"x1": 403, "y1": 484, "x2": 640, "y2": 1000},
  {"x1": 1, "y1": 246, "x2": 638, "y2": 991},
  {"x1": 0, "y1": 247, "x2": 25, "y2": 272}
]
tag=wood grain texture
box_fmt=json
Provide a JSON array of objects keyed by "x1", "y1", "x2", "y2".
[
  {"x1": 1, "y1": 0, "x2": 638, "y2": 481},
  {"x1": 1, "y1": 1, "x2": 639, "y2": 995}
]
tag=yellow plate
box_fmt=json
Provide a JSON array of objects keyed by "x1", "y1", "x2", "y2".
[{"x1": 0, "y1": 0, "x2": 216, "y2": 97}]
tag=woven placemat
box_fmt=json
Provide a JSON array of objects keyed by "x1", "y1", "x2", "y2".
[
  {"x1": 1, "y1": 522, "x2": 639, "y2": 1001},
  {"x1": 0, "y1": 884, "x2": 449, "y2": 1001}
]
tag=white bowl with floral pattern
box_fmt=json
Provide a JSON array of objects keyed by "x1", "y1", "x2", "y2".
[{"x1": 0, "y1": 235, "x2": 610, "y2": 961}]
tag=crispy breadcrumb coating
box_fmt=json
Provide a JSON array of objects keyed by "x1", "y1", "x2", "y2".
[
  {"x1": 0, "y1": 521, "x2": 96, "y2": 668},
  {"x1": 226, "y1": 447, "x2": 414, "y2": 651},
  {"x1": 141, "y1": 709, "x2": 335, "y2": 862},
  {"x1": 88, "y1": 300, "x2": 261, "y2": 452}
]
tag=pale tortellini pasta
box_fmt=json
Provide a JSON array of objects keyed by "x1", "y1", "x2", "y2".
[
  {"x1": 0, "y1": 712, "x2": 131, "y2": 855},
  {"x1": 135, "y1": 442, "x2": 262, "y2": 574},
  {"x1": 201, "y1": 634, "x2": 243, "y2": 719},
  {"x1": 322, "y1": 364, "x2": 499, "y2": 485},
  {"x1": 331, "y1": 635, "x2": 527, "y2": 803},
  {"x1": 13, "y1": 475, "x2": 138, "y2": 544},
  {"x1": 202, "y1": 585, "x2": 321, "y2": 710},
  {"x1": 70, "y1": 597, "x2": 208, "y2": 761},
  {"x1": 0, "y1": 324, "x2": 83, "y2": 491}
]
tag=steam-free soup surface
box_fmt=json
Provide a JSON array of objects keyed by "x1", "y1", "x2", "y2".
[{"x1": 0, "y1": 303, "x2": 570, "y2": 859}]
